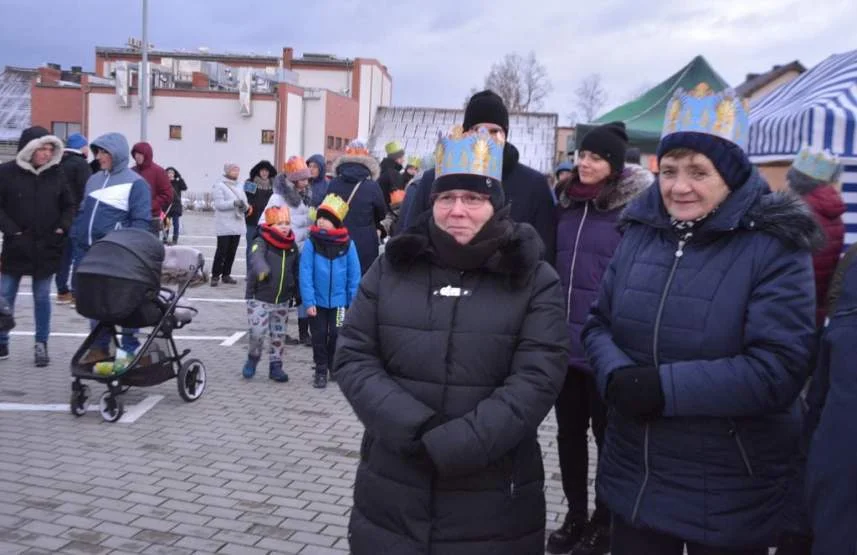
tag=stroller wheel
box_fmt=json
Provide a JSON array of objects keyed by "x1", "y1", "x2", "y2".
[
  {"x1": 99, "y1": 392, "x2": 124, "y2": 423},
  {"x1": 70, "y1": 385, "x2": 90, "y2": 417},
  {"x1": 177, "y1": 358, "x2": 206, "y2": 402}
]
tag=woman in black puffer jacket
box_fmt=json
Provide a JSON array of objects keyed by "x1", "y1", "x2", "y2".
[{"x1": 335, "y1": 128, "x2": 568, "y2": 555}]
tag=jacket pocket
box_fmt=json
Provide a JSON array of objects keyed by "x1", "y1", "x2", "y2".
[{"x1": 729, "y1": 420, "x2": 754, "y2": 476}]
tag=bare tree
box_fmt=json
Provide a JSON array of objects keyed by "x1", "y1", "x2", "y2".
[
  {"x1": 626, "y1": 82, "x2": 653, "y2": 102},
  {"x1": 574, "y1": 74, "x2": 608, "y2": 123},
  {"x1": 471, "y1": 52, "x2": 552, "y2": 112}
]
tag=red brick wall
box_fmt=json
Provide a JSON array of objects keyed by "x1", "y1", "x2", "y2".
[
  {"x1": 324, "y1": 92, "x2": 359, "y2": 162},
  {"x1": 31, "y1": 85, "x2": 84, "y2": 135}
]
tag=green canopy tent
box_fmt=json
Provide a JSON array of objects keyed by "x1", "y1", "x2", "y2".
[{"x1": 576, "y1": 55, "x2": 730, "y2": 153}]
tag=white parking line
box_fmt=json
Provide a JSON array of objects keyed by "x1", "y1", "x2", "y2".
[
  {"x1": 221, "y1": 331, "x2": 246, "y2": 346},
  {"x1": 12, "y1": 331, "x2": 240, "y2": 342},
  {"x1": 0, "y1": 394, "x2": 163, "y2": 424},
  {"x1": 18, "y1": 292, "x2": 247, "y2": 303}
]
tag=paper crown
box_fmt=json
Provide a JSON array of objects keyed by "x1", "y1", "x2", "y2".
[
  {"x1": 385, "y1": 141, "x2": 404, "y2": 156},
  {"x1": 389, "y1": 189, "x2": 406, "y2": 206},
  {"x1": 792, "y1": 146, "x2": 842, "y2": 182},
  {"x1": 313, "y1": 193, "x2": 349, "y2": 226},
  {"x1": 345, "y1": 140, "x2": 370, "y2": 157},
  {"x1": 285, "y1": 156, "x2": 311, "y2": 181},
  {"x1": 406, "y1": 156, "x2": 422, "y2": 169},
  {"x1": 434, "y1": 126, "x2": 505, "y2": 182},
  {"x1": 264, "y1": 205, "x2": 290, "y2": 226},
  {"x1": 662, "y1": 83, "x2": 750, "y2": 150}
]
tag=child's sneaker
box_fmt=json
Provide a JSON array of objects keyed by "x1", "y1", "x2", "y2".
[
  {"x1": 269, "y1": 361, "x2": 289, "y2": 382},
  {"x1": 313, "y1": 368, "x2": 328, "y2": 389},
  {"x1": 242, "y1": 357, "x2": 259, "y2": 379}
]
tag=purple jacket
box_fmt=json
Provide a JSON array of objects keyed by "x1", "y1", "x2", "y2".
[{"x1": 556, "y1": 165, "x2": 652, "y2": 371}]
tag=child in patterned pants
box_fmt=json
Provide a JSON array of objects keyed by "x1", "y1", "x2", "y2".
[{"x1": 243, "y1": 206, "x2": 300, "y2": 382}]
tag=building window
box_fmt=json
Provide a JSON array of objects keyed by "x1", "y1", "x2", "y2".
[
  {"x1": 326, "y1": 136, "x2": 334, "y2": 149},
  {"x1": 169, "y1": 125, "x2": 182, "y2": 140},
  {"x1": 261, "y1": 130, "x2": 275, "y2": 144},
  {"x1": 52, "y1": 122, "x2": 81, "y2": 141},
  {"x1": 335, "y1": 137, "x2": 343, "y2": 150},
  {"x1": 215, "y1": 127, "x2": 228, "y2": 143}
]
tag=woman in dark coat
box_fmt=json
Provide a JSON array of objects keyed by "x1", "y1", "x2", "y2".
[
  {"x1": 165, "y1": 167, "x2": 187, "y2": 244},
  {"x1": 804, "y1": 259, "x2": 857, "y2": 555},
  {"x1": 582, "y1": 86, "x2": 821, "y2": 554},
  {"x1": 328, "y1": 141, "x2": 386, "y2": 274},
  {"x1": 335, "y1": 128, "x2": 568, "y2": 555},
  {"x1": 549, "y1": 122, "x2": 653, "y2": 554},
  {"x1": 244, "y1": 160, "x2": 277, "y2": 254}
]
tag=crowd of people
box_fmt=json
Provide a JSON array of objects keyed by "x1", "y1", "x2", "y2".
[{"x1": 1, "y1": 85, "x2": 856, "y2": 554}]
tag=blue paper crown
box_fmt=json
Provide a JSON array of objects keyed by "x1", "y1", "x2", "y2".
[
  {"x1": 792, "y1": 146, "x2": 841, "y2": 182},
  {"x1": 662, "y1": 83, "x2": 750, "y2": 150},
  {"x1": 434, "y1": 126, "x2": 504, "y2": 182}
]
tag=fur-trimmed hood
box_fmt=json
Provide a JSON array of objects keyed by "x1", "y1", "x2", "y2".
[
  {"x1": 385, "y1": 210, "x2": 544, "y2": 288},
  {"x1": 558, "y1": 163, "x2": 654, "y2": 212},
  {"x1": 622, "y1": 169, "x2": 825, "y2": 251},
  {"x1": 332, "y1": 153, "x2": 380, "y2": 181},
  {"x1": 273, "y1": 173, "x2": 311, "y2": 208},
  {"x1": 16, "y1": 133, "x2": 63, "y2": 175}
]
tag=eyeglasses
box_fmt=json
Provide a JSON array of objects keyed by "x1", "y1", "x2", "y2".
[{"x1": 433, "y1": 192, "x2": 490, "y2": 209}]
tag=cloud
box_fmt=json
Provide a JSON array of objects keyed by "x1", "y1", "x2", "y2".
[{"x1": 0, "y1": 0, "x2": 853, "y2": 124}]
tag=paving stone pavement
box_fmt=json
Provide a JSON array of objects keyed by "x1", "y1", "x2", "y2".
[{"x1": 0, "y1": 212, "x2": 598, "y2": 554}]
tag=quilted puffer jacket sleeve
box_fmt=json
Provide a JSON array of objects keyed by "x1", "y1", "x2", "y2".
[
  {"x1": 659, "y1": 240, "x2": 816, "y2": 417},
  {"x1": 582, "y1": 239, "x2": 638, "y2": 397},
  {"x1": 334, "y1": 260, "x2": 436, "y2": 454},
  {"x1": 420, "y1": 262, "x2": 568, "y2": 477}
]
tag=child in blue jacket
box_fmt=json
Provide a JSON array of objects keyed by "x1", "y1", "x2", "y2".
[{"x1": 300, "y1": 194, "x2": 361, "y2": 388}]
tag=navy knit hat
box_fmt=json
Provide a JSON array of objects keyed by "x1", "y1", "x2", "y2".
[{"x1": 657, "y1": 132, "x2": 753, "y2": 190}]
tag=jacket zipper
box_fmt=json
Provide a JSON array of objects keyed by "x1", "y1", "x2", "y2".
[
  {"x1": 275, "y1": 251, "x2": 286, "y2": 304},
  {"x1": 328, "y1": 258, "x2": 334, "y2": 306},
  {"x1": 729, "y1": 420, "x2": 754, "y2": 476},
  {"x1": 631, "y1": 237, "x2": 686, "y2": 524},
  {"x1": 565, "y1": 203, "x2": 589, "y2": 320},
  {"x1": 87, "y1": 173, "x2": 111, "y2": 246}
]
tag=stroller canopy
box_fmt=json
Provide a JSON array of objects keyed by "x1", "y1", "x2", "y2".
[{"x1": 77, "y1": 229, "x2": 165, "y2": 289}]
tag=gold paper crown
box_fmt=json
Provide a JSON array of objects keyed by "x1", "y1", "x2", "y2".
[
  {"x1": 662, "y1": 83, "x2": 751, "y2": 149},
  {"x1": 390, "y1": 189, "x2": 406, "y2": 206},
  {"x1": 434, "y1": 125, "x2": 505, "y2": 181},
  {"x1": 315, "y1": 194, "x2": 349, "y2": 225},
  {"x1": 264, "y1": 205, "x2": 291, "y2": 226}
]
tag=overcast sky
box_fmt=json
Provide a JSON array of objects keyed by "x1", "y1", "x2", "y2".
[{"x1": 0, "y1": 0, "x2": 854, "y2": 124}]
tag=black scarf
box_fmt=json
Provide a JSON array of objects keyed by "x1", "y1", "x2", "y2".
[{"x1": 428, "y1": 208, "x2": 514, "y2": 271}]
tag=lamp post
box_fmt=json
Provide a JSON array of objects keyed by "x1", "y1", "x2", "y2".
[{"x1": 140, "y1": 0, "x2": 149, "y2": 140}]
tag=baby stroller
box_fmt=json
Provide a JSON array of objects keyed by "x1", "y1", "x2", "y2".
[{"x1": 70, "y1": 229, "x2": 207, "y2": 423}]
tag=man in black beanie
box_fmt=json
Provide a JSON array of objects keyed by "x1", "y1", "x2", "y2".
[{"x1": 402, "y1": 90, "x2": 557, "y2": 262}]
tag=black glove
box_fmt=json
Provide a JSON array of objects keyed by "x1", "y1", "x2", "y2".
[{"x1": 607, "y1": 366, "x2": 665, "y2": 421}]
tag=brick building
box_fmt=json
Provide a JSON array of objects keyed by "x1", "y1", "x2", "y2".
[{"x1": 20, "y1": 43, "x2": 392, "y2": 191}]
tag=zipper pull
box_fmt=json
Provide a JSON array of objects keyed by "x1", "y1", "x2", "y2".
[
  {"x1": 675, "y1": 240, "x2": 686, "y2": 258},
  {"x1": 509, "y1": 480, "x2": 516, "y2": 498}
]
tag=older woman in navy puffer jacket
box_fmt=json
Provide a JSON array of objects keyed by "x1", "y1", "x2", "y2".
[{"x1": 582, "y1": 87, "x2": 822, "y2": 554}]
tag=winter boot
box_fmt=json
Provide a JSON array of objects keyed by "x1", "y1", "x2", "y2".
[
  {"x1": 221, "y1": 275, "x2": 237, "y2": 285},
  {"x1": 34, "y1": 342, "x2": 49, "y2": 367},
  {"x1": 269, "y1": 360, "x2": 289, "y2": 382},
  {"x1": 328, "y1": 368, "x2": 337, "y2": 382},
  {"x1": 570, "y1": 522, "x2": 611, "y2": 555},
  {"x1": 242, "y1": 356, "x2": 259, "y2": 379},
  {"x1": 546, "y1": 514, "x2": 587, "y2": 554},
  {"x1": 313, "y1": 367, "x2": 328, "y2": 389},
  {"x1": 210, "y1": 276, "x2": 219, "y2": 287},
  {"x1": 298, "y1": 318, "x2": 312, "y2": 347}
]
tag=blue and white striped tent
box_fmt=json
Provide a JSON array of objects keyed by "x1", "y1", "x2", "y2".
[{"x1": 748, "y1": 49, "x2": 857, "y2": 247}]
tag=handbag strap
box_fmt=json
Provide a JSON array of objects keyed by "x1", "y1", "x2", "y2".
[{"x1": 346, "y1": 180, "x2": 363, "y2": 206}]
